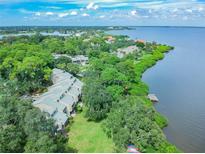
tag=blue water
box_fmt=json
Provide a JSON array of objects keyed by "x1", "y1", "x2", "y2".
[{"x1": 109, "y1": 27, "x2": 205, "y2": 152}]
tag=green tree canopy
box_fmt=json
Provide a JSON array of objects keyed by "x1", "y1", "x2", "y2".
[
  {"x1": 0, "y1": 87, "x2": 66, "y2": 153},
  {"x1": 104, "y1": 97, "x2": 178, "y2": 153},
  {"x1": 83, "y1": 81, "x2": 113, "y2": 121},
  {"x1": 0, "y1": 43, "x2": 54, "y2": 93}
]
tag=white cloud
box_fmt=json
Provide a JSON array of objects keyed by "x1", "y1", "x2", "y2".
[
  {"x1": 131, "y1": 10, "x2": 137, "y2": 16},
  {"x1": 45, "y1": 12, "x2": 54, "y2": 16},
  {"x1": 82, "y1": 13, "x2": 90, "y2": 17},
  {"x1": 58, "y1": 12, "x2": 69, "y2": 18},
  {"x1": 99, "y1": 15, "x2": 105, "y2": 18},
  {"x1": 35, "y1": 12, "x2": 41, "y2": 16},
  {"x1": 132, "y1": 0, "x2": 203, "y2": 11},
  {"x1": 94, "y1": 5, "x2": 99, "y2": 10},
  {"x1": 86, "y1": 2, "x2": 94, "y2": 9},
  {"x1": 148, "y1": 9, "x2": 152, "y2": 13},
  {"x1": 86, "y1": 2, "x2": 99, "y2": 10},
  {"x1": 198, "y1": 7, "x2": 204, "y2": 12},
  {"x1": 172, "y1": 8, "x2": 178, "y2": 13},
  {"x1": 70, "y1": 11, "x2": 78, "y2": 15},
  {"x1": 186, "y1": 9, "x2": 193, "y2": 13},
  {"x1": 100, "y1": 2, "x2": 128, "y2": 8},
  {"x1": 46, "y1": 6, "x2": 62, "y2": 9},
  {"x1": 3, "y1": 0, "x2": 205, "y2": 26}
]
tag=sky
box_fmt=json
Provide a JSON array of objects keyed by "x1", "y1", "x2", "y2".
[{"x1": 0, "y1": 0, "x2": 205, "y2": 26}]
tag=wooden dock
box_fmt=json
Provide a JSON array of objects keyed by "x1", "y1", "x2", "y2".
[{"x1": 148, "y1": 94, "x2": 159, "y2": 102}]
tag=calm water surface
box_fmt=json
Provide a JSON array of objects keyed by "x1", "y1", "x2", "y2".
[{"x1": 109, "y1": 27, "x2": 205, "y2": 152}]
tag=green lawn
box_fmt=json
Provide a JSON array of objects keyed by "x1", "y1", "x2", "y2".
[{"x1": 67, "y1": 111, "x2": 115, "y2": 153}]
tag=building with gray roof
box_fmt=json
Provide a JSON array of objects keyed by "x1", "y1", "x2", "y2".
[
  {"x1": 71, "y1": 55, "x2": 89, "y2": 66},
  {"x1": 53, "y1": 54, "x2": 89, "y2": 66},
  {"x1": 116, "y1": 45, "x2": 138, "y2": 58},
  {"x1": 33, "y1": 68, "x2": 83, "y2": 130}
]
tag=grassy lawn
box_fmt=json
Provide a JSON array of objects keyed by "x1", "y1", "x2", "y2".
[{"x1": 67, "y1": 111, "x2": 115, "y2": 153}]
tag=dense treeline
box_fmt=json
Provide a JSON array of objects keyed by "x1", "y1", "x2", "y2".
[
  {"x1": 0, "y1": 31, "x2": 178, "y2": 152},
  {"x1": 82, "y1": 41, "x2": 179, "y2": 152},
  {"x1": 0, "y1": 32, "x2": 134, "y2": 94},
  {"x1": 1, "y1": 32, "x2": 133, "y2": 55},
  {"x1": 83, "y1": 45, "x2": 167, "y2": 120},
  {"x1": 0, "y1": 32, "x2": 134, "y2": 152},
  {"x1": 109, "y1": 35, "x2": 136, "y2": 51},
  {"x1": 0, "y1": 26, "x2": 130, "y2": 34},
  {"x1": 0, "y1": 43, "x2": 54, "y2": 94},
  {"x1": 104, "y1": 97, "x2": 178, "y2": 153},
  {"x1": 0, "y1": 80, "x2": 67, "y2": 152},
  {"x1": 0, "y1": 35, "x2": 73, "y2": 152}
]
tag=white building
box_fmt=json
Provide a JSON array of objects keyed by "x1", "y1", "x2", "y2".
[
  {"x1": 33, "y1": 69, "x2": 83, "y2": 130},
  {"x1": 53, "y1": 54, "x2": 89, "y2": 66},
  {"x1": 71, "y1": 55, "x2": 89, "y2": 66},
  {"x1": 116, "y1": 45, "x2": 138, "y2": 58}
]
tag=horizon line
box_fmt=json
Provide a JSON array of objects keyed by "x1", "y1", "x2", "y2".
[{"x1": 0, "y1": 25, "x2": 205, "y2": 28}]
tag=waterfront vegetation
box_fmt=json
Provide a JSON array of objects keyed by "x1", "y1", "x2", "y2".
[
  {"x1": 0, "y1": 30, "x2": 178, "y2": 152},
  {"x1": 82, "y1": 42, "x2": 178, "y2": 152}
]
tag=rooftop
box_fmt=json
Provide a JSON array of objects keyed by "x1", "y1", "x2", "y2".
[
  {"x1": 116, "y1": 45, "x2": 138, "y2": 58},
  {"x1": 53, "y1": 54, "x2": 89, "y2": 65},
  {"x1": 33, "y1": 68, "x2": 83, "y2": 129}
]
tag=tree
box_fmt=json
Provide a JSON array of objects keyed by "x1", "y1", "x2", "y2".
[
  {"x1": 24, "y1": 132, "x2": 57, "y2": 153},
  {"x1": 23, "y1": 109, "x2": 55, "y2": 136},
  {"x1": 64, "y1": 37, "x2": 84, "y2": 55},
  {"x1": 56, "y1": 62, "x2": 80, "y2": 76},
  {"x1": 100, "y1": 67, "x2": 128, "y2": 86},
  {"x1": 90, "y1": 37, "x2": 110, "y2": 52},
  {"x1": 109, "y1": 35, "x2": 135, "y2": 52},
  {"x1": 0, "y1": 43, "x2": 54, "y2": 93},
  {"x1": 106, "y1": 85, "x2": 124, "y2": 101},
  {"x1": 89, "y1": 57, "x2": 105, "y2": 72},
  {"x1": 104, "y1": 97, "x2": 178, "y2": 153},
  {"x1": 0, "y1": 125, "x2": 24, "y2": 153},
  {"x1": 116, "y1": 59, "x2": 137, "y2": 82},
  {"x1": 83, "y1": 81, "x2": 113, "y2": 121},
  {"x1": 12, "y1": 56, "x2": 52, "y2": 82},
  {"x1": 136, "y1": 41, "x2": 145, "y2": 48},
  {"x1": 0, "y1": 87, "x2": 67, "y2": 153},
  {"x1": 55, "y1": 56, "x2": 72, "y2": 65},
  {"x1": 42, "y1": 38, "x2": 64, "y2": 53},
  {"x1": 99, "y1": 52, "x2": 120, "y2": 65},
  {"x1": 30, "y1": 33, "x2": 45, "y2": 44}
]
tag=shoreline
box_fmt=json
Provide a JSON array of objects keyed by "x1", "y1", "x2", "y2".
[
  {"x1": 77, "y1": 38, "x2": 179, "y2": 152},
  {"x1": 136, "y1": 45, "x2": 180, "y2": 150},
  {"x1": 136, "y1": 45, "x2": 172, "y2": 121}
]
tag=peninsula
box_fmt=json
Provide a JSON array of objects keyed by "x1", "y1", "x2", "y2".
[{"x1": 0, "y1": 27, "x2": 178, "y2": 153}]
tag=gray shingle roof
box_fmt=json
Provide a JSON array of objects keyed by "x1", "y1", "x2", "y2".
[
  {"x1": 72, "y1": 55, "x2": 89, "y2": 62},
  {"x1": 33, "y1": 68, "x2": 83, "y2": 130},
  {"x1": 52, "y1": 54, "x2": 88, "y2": 65},
  {"x1": 52, "y1": 111, "x2": 69, "y2": 130}
]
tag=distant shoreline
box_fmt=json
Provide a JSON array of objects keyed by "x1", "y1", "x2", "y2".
[{"x1": 0, "y1": 25, "x2": 205, "y2": 28}]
